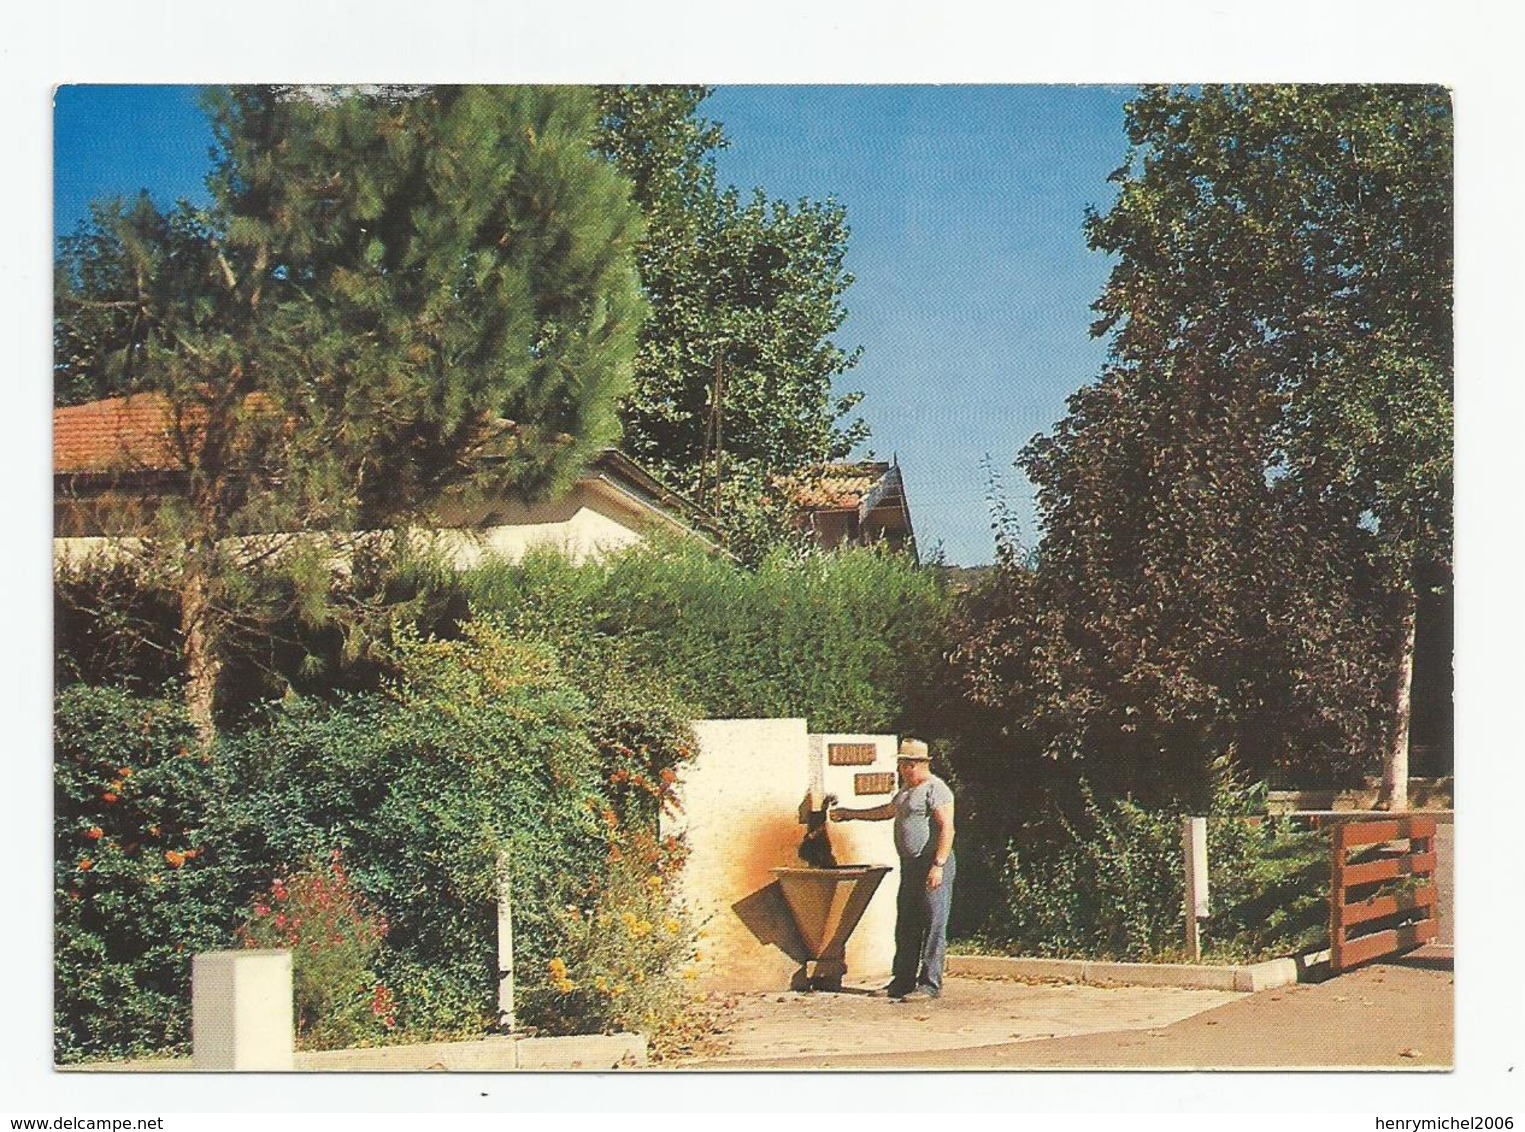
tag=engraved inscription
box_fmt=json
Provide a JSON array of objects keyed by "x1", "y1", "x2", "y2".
[
  {"x1": 828, "y1": 743, "x2": 878, "y2": 766},
  {"x1": 854, "y1": 772, "x2": 895, "y2": 796}
]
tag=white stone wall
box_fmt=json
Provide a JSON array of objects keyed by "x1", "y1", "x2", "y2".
[
  {"x1": 665, "y1": 720, "x2": 900, "y2": 992},
  {"x1": 666, "y1": 719, "x2": 812, "y2": 991}
]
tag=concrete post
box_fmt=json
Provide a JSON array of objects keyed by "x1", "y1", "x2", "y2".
[
  {"x1": 497, "y1": 853, "x2": 516, "y2": 1034},
  {"x1": 1181, "y1": 817, "x2": 1209, "y2": 962},
  {"x1": 192, "y1": 950, "x2": 294, "y2": 1071}
]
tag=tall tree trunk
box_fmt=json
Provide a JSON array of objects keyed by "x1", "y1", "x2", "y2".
[
  {"x1": 180, "y1": 556, "x2": 221, "y2": 752},
  {"x1": 1377, "y1": 579, "x2": 1418, "y2": 811}
]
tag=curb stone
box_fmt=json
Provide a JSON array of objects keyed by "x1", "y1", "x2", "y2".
[
  {"x1": 947, "y1": 953, "x2": 1314, "y2": 993},
  {"x1": 60, "y1": 1032, "x2": 648, "y2": 1072}
]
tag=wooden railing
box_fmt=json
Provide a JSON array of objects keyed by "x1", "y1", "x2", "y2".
[{"x1": 1329, "y1": 816, "x2": 1439, "y2": 972}]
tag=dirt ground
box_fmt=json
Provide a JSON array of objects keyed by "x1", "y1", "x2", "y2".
[{"x1": 675, "y1": 947, "x2": 1452, "y2": 1071}]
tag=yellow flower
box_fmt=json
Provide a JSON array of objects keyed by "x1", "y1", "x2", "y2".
[
  {"x1": 683, "y1": 969, "x2": 698, "y2": 981},
  {"x1": 594, "y1": 976, "x2": 608, "y2": 992},
  {"x1": 693, "y1": 950, "x2": 704, "y2": 963},
  {"x1": 664, "y1": 919, "x2": 682, "y2": 935},
  {"x1": 548, "y1": 957, "x2": 569, "y2": 979},
  {"x1": 646, "y1": 875, "x2": 663, "y2": 891}
]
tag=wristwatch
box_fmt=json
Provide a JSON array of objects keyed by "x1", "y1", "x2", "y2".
[{"x1": 933, "y1": 858, "x2": 947, "y2": 867}]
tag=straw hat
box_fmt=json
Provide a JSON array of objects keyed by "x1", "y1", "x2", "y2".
[{"x1": 897, "y1": 738, "x2": 931, "y2": 761}]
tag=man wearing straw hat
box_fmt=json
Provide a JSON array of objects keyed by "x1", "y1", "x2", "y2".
[{"x1": 830, "y1": 737, "x2": 955, "y2": 1001}]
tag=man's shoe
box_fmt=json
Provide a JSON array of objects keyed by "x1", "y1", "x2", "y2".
[
  {"x1": 896, "y1": 986, "x2": 940, "y2": 1002},
  {"x1": 880, "y1": 982, "x2": 914, "y2": 999}
]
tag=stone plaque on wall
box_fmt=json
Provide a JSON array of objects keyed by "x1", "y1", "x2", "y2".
[
  {"x1": 828, "y1": 743, "x2": 878, "y2": 766},
  {"x1": 854, "y1": 772, "x2": 895, "y2": 796}
]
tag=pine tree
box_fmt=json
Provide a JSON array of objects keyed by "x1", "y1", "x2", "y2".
[{"x1": 55, "y1": 85, "x2": 648, "y2": 744}]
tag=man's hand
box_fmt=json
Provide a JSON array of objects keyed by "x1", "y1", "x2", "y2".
[{"x1": 927, "y1": 865, "x2": 945, "y2": 890}]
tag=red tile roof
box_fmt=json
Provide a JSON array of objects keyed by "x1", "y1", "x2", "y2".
[
  {"x1": 784, "y1": 461, "x2": 893, "y2": 511},
  {"x1": 54, "y1": 393, "x2": 189, "y2": 476},
  {"x1": 54, "y1": 391, "x2": 291, "y2": 476}
]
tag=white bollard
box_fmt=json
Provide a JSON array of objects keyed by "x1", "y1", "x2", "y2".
[
  {"x1": 1181, "y1": 817, "x2": 1209, "y2": 962},
  {"x1": 192, "y1": 950, "x2": 295, "y2": 1070},
  {"x1": 497, "y1": 854, "x2": 516, "y2": 1034}
]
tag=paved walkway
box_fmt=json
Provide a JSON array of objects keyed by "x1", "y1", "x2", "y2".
[
  {"x1": 677, "y1": 977, "x2": 1245, "y2": 1068},
  {"x1": 676, "y1": 949, "x2": 1452, "y2": 1071}
]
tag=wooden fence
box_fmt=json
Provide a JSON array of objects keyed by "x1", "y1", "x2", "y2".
[{"x1": 1328, "y1": 816, "x2": 1439, "y2": 972}]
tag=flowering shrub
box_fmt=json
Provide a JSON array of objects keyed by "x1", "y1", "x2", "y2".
[
  {"x1": 54, "y1": 685, "x2": 236, "y2": 1062},
  {"x1": 56, "y1": 618, "x2": 701, "y2": 1060},
  {"x1": 216, "y1": 620, "x2": 697, "y2": 1042},
  {"x1": 236, "y1": 850, "x2": 396, "y2": 1049},
  {"x1": 521, "y1": 832, "x2": 700, "y2": 1055}
]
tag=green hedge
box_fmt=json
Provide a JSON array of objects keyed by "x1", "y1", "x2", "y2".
[
  {"x1": 218, "y1": 627, "x2": 617, "y2": 1038},
  {"x1": 461, "y1": 541, "x2": 948, "y2": 733}
]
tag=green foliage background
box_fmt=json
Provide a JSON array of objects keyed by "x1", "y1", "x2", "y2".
[
  {"x1": 984, "y1": 778, "x2": 1329, "y2": 963},
  {"x1": 54, "y1": 685, "x2": 237, "y2": 1062},
  {"x1": 53, "y1": 618, "x2": 700, "y2": 1061}
]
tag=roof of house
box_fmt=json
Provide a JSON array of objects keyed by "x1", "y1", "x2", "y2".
[
  {"x1": 786, "y1": 461, "x2": 894, "y2": 511},
  {"x1": 785, "y1": 460, "x2": 913, "y2": 517},
  {"x1": 54, "y1": 393, "x2": 190, "y2": 476},
  {"x1": 54, "y1": 391, "x2": 723, "y2": 544},
  {"x1": 782, "y1": 459, "x2": 916, "y2": 553}
]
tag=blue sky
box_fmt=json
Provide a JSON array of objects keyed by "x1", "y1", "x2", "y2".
[{"x1": 54, "y1": 84, "x2": 1131, "y2": 564}]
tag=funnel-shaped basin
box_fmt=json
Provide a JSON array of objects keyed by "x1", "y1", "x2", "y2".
[{"x1": 771, "y1": 865, "x2": 891, "y2": 962}]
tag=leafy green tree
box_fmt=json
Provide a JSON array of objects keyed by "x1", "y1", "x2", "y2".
[
  {"x1": 950, "y1": 85, "x2": 1448, "y2": 810},
  {"x1": 594, "y1": 87, "x2": 867, "y2": 553},
  {"x1": 1080, "y1": 84, "x2": 1451, "y2": 807},
  {"x1": 55, "y1": 85, "x2": 648, "y2": 744}
]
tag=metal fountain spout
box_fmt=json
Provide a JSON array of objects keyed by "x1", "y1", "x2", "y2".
[{"x1": 772, "y1": 793, "x2": 891, "y2": 990}]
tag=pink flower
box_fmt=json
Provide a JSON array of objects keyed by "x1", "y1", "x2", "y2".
[{"x1": 254, "y1": 904, "x2": 271, "y2": 918}]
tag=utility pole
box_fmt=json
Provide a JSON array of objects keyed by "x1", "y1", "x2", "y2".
[{"x1": 703, "y1": 346, "x2": 726, "y2": 513}]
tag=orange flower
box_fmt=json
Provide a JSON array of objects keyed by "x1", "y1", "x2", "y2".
[
  {"x1": 78, "y1": 858, "x2": 93, "y2": 872},
  {"x1": 184, "y1": 848, "x2": 200, "y2": 860},
  {"x1": 118, "y1": 767, "x2": 134, "y2": 779},
  {"x1": 101, "y1": 793, "x2": 119, "y2": 805},
  {"x1": 165, "y1": 851, "x2": 186, "y2": 869},
  {"x1": 85, "y1": 827, "x2": 104, "y2": 841}
]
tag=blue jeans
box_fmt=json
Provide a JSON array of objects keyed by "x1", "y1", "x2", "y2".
[{"x1": 893, "y1": 852, "x2": 955, "y2": 994}]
